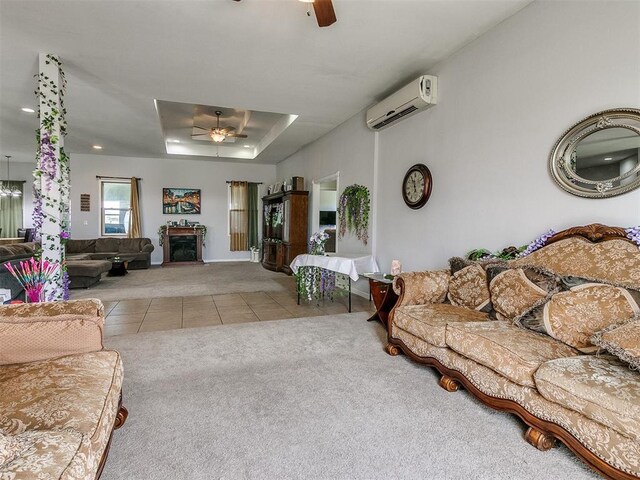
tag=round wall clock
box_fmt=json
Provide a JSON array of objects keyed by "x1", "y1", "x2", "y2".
[{"x1": 402, "y1": 163, "x2": 433, "y2": 209}]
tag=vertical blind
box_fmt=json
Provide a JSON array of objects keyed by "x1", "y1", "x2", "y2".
[{"x1": 0, "y1": 181, "x2": 23, "y2": 238}]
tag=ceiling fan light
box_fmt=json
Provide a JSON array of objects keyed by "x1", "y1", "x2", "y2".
[
  {"x1": 298, "y1": 0, "x2": 314, "y2": 2},
  {"x1": 211, "y1": 133, "x2": 226, "y2": 143}
]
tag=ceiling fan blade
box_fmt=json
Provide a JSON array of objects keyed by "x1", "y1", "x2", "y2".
[
  {"x1": 313, "y1": 0, "x2": 336, "y2": 27},
  {"x1": 190, "y1": 133, "x2": 209, "y2": 137},
  {"x1": 227, "y1": 134, "x2": 248, "y2": 138},
  {"x1": 193, "y1": 125, "x2": 211, "y2": 131}
]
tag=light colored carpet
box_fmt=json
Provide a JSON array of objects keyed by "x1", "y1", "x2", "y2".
[
  {"x1": 71, "y1": 262, "x2": 294, "y2": 301},
  {"x1": 103, "y1": 314, "x2": 596, "y2": 480}
]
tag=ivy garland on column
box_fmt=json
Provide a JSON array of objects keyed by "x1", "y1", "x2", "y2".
[
  {"x1": 337, "y1": 184, "x2": 370, "y2": 245},
  {"x1": 33, "y1": 54, "x2": 70, "y2": 300}
]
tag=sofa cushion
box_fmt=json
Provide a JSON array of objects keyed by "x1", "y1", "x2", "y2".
[
  {"x1": 0, "y1": 432, "x2": 32, "y2": 466},
  {"x1": 0, "y1": 243, "x2": 38, "y2": 262},
  {"x1": 487, "y1": 266, "x2": 558, "y2": 320},
  {"x1": 0, "y1": 313, "x2": 104, "y2": 366},
  {"x1": 66, "y1": 260, "x2": 112, "y2": 278},
  {"x1": 0, "y1": 429, "x2": 88, "y2": 478},
  {"x1": 66, "y1": 253, "x2": 94, "y2": 261},
  {"x1": 447, "y1": 263, "x2": 492, "y2": 312},
  {"x1": 535, "y1": 355, "x2": 640, "y2": 443},
  {"x1": 393, "y1": 303, "x2": 489, "y2": 347},
  {"x1": 511, "y1": 236, "x2": 640, "y2": 291},
  {"x1": 517, "y1": 284, "x2": 640, "y2": 353},
  {"x1": 392, "y1": 270, "x2": 450, "y2": 306},
  {"x1": 0, "y1": 351, "x2": 122, "y2": 437},
  {"x1": 446, "y1": 321, "x2": 578, "y2": 387},
  {"x1": 592, "y1": 317, "x2": 640, "y2": 369},
  {"x1": 116, "y1": 238, "x2": 151, "y2": 253},
  {"x1": 66, "y1": 239, "x2": 96, "y2": 254},
  {"x1": 94, "y1": 238, "x2": 121, "y2": 253}
]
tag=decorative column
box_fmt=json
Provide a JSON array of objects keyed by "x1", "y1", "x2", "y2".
[{"x1": 34, "y1": 54, "x2": 70, "y2": 300}]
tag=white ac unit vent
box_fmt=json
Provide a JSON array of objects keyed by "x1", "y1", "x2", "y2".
[{"x1": 366, "y1": 75, "x2": 437, "y2": 131}]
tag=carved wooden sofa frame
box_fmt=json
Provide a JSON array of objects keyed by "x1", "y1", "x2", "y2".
[
  {"x1": 385, "y1": 224, "x2": 638, "y2": 479},
  {"x1": 96, "y1": 397, "x2": 128, "y2": 479}
]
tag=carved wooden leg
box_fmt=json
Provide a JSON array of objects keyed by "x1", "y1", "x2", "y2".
[
  {"x1": 439, "y1": 375, "x2": 460, "y2": 392},
  {"x1": 114, "y1": 405, "x2": 128, "y2": 430},
  {"x1": 525, "y1": 426, "x2": 556, "y2": 451},
  {"x1": 384, "y1": 343, "x2": 404, "y2": 356}
]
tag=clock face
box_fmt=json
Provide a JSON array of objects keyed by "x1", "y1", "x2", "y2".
[{"x1": 402, "y1": 164, "x2": 432, "y2": 209}]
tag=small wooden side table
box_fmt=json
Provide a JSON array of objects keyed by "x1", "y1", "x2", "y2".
[{"x1": 363, "y1": 273, "x2": 398, "y2": 331}]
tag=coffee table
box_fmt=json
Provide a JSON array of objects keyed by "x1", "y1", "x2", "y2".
[{"x1": 106, "y1": 254, "x2": 138, "y2": 276}]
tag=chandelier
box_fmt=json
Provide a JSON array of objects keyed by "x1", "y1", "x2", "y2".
[{"x1": 1, "y1": 155, "x2": 22, "y2": 197}]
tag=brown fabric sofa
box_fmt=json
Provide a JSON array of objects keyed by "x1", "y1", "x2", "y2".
[
  {"x1": 0, "y1": 299, "x2": 127, "y2": 479},
  {"x1": 0, "y1": 242, "x2": 112, "y2": 292},
  {"x1": 66, "y1": 238, "x2": 154, "y2": 270},
  {"x1": 386, "y1": 224, "x2": 640, "y2": 479}
]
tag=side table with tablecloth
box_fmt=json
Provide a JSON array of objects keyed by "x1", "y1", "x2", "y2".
[{"x1": 289, "y1": 253, "x2": 380, "y2": 312}]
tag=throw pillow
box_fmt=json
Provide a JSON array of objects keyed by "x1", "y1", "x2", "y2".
[
  {"x1": 0, "y1": 432, "x2": 31, "y2": 466},
  {"x1": 592, "y1": 316, "x2": 640, "y2": 369},
  {"x1": 487, "y1": 266, "x2": 559, "y2": 321},
  {"x1": 447, "y1": 263, "x2": 492, "y2": 312},
  {"x1": 448, "y1": 256, "x2": 505, "y2": 275},
  {"x1": 518, "y1": 283, "x2": 640, "y2": 353}
]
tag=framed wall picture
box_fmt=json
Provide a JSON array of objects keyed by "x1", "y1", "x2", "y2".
[{"x1": 163, "y1": 188, "x2": 201, "y2": 214}]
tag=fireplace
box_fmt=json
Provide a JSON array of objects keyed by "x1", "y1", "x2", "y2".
[
  {"x1": 162, "y1": 227, "x2": 204, "y2": 266},
  {"x1": 169, "y1": 235, "x2": 197, "y2": 262}
]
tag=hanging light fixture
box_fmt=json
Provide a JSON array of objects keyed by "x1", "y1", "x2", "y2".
[{"x1": 3, "y1": 156, "x2": 21, "y2": 197}]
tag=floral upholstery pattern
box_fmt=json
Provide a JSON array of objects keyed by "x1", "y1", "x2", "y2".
[
  {"x1": 0, "y1": 433, "x2": 32, "y2": 467},
  {"x1": 488, "y1": 268, "x2": 555, "y2": 321},
  {"x1": 592, "y1": 317, "x2": 640, "y2": 370},
  {"x1": 0, "y1": 429, "x2": 90, "y2": 480},
  {"x1": 390, "y1": 325, "x2": 640, "y2": 477},
  {"x1": 535, "y1": 355, "x2": 640, "y2": 443},
  {"x1": 447, "y1": 264, "x2": 491, "y2": 312},
  {"x1": 0, "y1": 300, "x2": 104, "y2": 319},
  {"x1": 445, "y1": 321, "x2": 578, "y2": 387},
  {"x1": 512, "y1": 237, "x2": 640, "y2": 291},
  {"x1": 0, "y1": 351, "x2": 123, "y2": 479},
  {"x1": 541, "y1": 284, "x2": 640, "y2": 353},
  {"x1": 392, "y1": 270, "x2": 450, "y2": 307},
  {"x1": 393, "y1": 303, "x2": 489, "y2": 347}
]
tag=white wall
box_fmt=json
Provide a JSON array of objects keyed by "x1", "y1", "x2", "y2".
[
  {"x1": 70, "y1": 154, "x2": 276, "y2": 264},
  {"x1": 279, "y1": 0, "x2": 640, "y2": 276},
  {"x1": 277, "y1": 112, "x2": 376, "y2": 256}
]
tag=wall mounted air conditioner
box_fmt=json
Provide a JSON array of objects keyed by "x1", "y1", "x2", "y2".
[{"x1": 366, "y1": 75, "x2": 437, "y2": 131}]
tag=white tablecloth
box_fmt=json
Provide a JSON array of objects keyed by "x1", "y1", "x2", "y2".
[{"x1": 289, "y1": 253, "x2": 380, "y2": 281}]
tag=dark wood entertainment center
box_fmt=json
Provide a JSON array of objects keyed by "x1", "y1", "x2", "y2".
[{"x1": 261, "y1": 190, "x2": 308, "y2": 275}]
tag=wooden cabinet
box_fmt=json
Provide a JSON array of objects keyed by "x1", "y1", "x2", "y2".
[{"x1": 262, "y1": 190, "x2": 308, "y2": 275}]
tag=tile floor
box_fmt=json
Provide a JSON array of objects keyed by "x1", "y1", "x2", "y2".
[{"x1": 103, "y1": 291, "x2": 376, "y2": 337}]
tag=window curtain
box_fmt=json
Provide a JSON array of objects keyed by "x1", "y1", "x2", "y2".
[
  {"x1": 0, "y1": 181, "x2": 23, "y2": 238},
  {"x1": 248, "y1": 183, "x2": 259, "y2": 249},
  {"x1": 229, "y1": 181, "x2": 249, "y2": 251},
  {"x1": 128, "y1": 177, "x2": 141, "y2": 238}
]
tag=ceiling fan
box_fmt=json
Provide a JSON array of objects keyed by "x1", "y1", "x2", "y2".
[
  {"x1": 191, "y1": 111, "x2": 248, "y2": 143},
  {"x1": 232, "y1": 0, "x2": 337, "y2": 28}
]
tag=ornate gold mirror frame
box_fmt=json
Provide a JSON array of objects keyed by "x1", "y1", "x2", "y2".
[{"x1": 549, "y1": 108, "x2": 640, "y2": 198}]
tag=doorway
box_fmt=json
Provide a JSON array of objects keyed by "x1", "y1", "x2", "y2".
[{"x1": 312, "y1": 172, "x2": 338, "y2": 254}]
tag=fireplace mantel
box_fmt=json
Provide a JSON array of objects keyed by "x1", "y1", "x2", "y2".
[{"x1": 162, "y1": 227, "x2": 204, "y2": 266}]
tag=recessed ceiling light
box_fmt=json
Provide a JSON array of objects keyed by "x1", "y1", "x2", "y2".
[
  {"x1": 604, "y1": 157, "x2": 613, "y2": 161},
  {"x1": 244, "y1": 145, "x2": 251, "y2": 148},
  {"x1": 92, "y1": 145, "x2": 103, "y2": 150},
  {"x1": 21, "y1": 107, "x2": 35, "y2": 113},
  {"x1": 168, "y1": 139, "x2": 180, "y2": 143}
]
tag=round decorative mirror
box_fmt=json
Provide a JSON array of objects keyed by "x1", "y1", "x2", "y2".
[{"x1": 549, "y1": 108, "x2": 640, "y2": 198}]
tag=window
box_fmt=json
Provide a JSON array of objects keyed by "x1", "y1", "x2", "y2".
[{"x1": 100, "y1": 180, "x2": 131, "y2": 236}]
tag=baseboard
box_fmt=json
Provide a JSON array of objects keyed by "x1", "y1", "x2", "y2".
[{"x1": 150, "y1": 259, "x2": 252, "y2": 266}]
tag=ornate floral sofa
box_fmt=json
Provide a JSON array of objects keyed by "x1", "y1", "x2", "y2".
[
  {"x1": 0, "y1": 299, "x2": 127, "y2": 479},
  {"x1": 386, "y1": 224, "x2": 640, "y2": 479}
]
